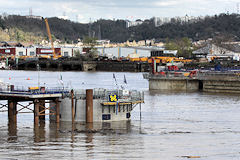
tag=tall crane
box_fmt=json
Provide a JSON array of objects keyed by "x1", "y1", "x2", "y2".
[{"x1": 44, "y1": 18, "x2": 57, "y2": 58}]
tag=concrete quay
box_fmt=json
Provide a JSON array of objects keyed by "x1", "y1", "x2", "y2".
[{"x1": 144, "y1": 71, "x2": 240, "y2": 93}]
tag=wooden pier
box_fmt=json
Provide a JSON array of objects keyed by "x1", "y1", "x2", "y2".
[{"x1": 0, "y1": 88, "x2": 68, "y2": 126}]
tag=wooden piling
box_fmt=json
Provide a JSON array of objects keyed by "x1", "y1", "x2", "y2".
[
  {"x1": 8, "y1": 100, "x2": 17, "y2": 124},
  {"x1": 34, "y1": 122, "x2": 40, "y2": 142},
  {"x1": 8, "y1": 121, "x2": 17, "y2": 142},
  {"x1": 86, "y1": 89, "x2": 93, "y2": 123},
  {"x1": 34, "y1": 100, "x2": 39, "y2": 125},
  {"x1": 39, "y1": 100, "x2": 45, "y2": 122},
  {"x1": 71, "y1": 90, "x2": 75, "y2": 124},
  {"x1": 55, "y1": 98, "x2": 60, "y2": 123}
]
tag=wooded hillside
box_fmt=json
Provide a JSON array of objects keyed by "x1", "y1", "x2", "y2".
[{"x1": 0, "y1": 13, "x2": 239, "y2": 43}]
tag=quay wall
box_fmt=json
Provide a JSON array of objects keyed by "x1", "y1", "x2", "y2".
[
  {"x1": 203, "y1": 80, "x2": 240, "y2": 93},
  {"x1": 147, "y1": 73, "x2": 240, "y2": 93},
  {"x1": 96, "y1": 61, "x2": 149, "y2": 72},
  {"x1": 149, "y1": 79, "x2": 199, "y2": 91},
  {"x1": 13, "y1": 60, "x2": 149, "y2": 72}
]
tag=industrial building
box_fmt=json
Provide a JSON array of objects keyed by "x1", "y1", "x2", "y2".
[{"x1": 0, "y1": 43, "x2": 82, "y2": 58}]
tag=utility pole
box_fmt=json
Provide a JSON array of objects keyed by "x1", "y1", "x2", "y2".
[
  {"x1": 88, "y1": 18, "x2": 92, "y2": 38},
  {"x1": 37, "y1": 63, "x2": 40, "y2": 88},
  {"x1": 98, "y1": 25, "x2": 101, "y2": 40}
]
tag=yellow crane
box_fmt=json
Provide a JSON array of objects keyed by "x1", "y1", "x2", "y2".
[{"x1": 44, "y1": 18, "x2": 59, "y2": 59}]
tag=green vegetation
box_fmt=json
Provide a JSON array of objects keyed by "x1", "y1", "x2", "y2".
[
  {"x1": 74, "y1": 49, "x2": 81, "y2": 57},
  {"x1": 165, "y1": 37, "x2": 194, "y2": 58},
  {"x1": 83, "y1": 36, "x2": 98, "y2": 59},
  {"x1": 0, "y1": 27, "x2": 44, "y2": 43}
]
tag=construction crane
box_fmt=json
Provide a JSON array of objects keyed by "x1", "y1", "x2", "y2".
[{"x1": 44, "y1": 18, "x2": 59, "y2": 59}]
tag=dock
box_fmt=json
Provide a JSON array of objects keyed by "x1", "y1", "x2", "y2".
[{"x1": 144, "y1": 70, "x2": 240, "y2": 93}]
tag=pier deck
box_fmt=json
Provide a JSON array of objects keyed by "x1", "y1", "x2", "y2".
[
  {"x1": 0, "y1": 92, "x2": 63, "y2": 100},
  {"x1": 0, "y1": 88, "x2": 68, "y2": 126}
]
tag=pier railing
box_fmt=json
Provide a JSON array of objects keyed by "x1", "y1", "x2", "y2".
[
  {"x1": 0, "y1": 84, "x2": 70, "y2": 95},
  {"x1": 74, "y1": 88, "x2": 144, "y2": 102}
]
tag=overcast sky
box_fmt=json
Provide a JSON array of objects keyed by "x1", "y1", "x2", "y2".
[{"x1": 0, "y1": 0, "x2": 239, "y2": 23}]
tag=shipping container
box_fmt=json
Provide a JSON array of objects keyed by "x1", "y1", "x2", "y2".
[
  {"x1": 36, "y1": 48, "x2": 61, "y2": 56},
  {"x1": 0, "y1": 48, "x2": 16, "y2": 55}
]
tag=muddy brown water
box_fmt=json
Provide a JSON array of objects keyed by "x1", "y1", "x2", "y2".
[{"x1": 0, "y1": 70, "x2": 240, "y2": 159}]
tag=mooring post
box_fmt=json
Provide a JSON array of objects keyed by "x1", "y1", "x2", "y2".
[
  {"x1": 39, "y1": 100, "x2": 45, "y2": 122},
  {"x1": 34, "y1": 99, "x2": 39, "y2": 125},
  {"x1": 8, "y1": 100, "x2": 17, "y2": 124},
  {"x1": 71, "y1": 89, "x2": 75, "y2": 124},
  {"x1": 86, "y1": 89, "x2": 93, "y2": 123},
  {"x1": 55, "y1": 98, "x2": 60, "y2": 123}
]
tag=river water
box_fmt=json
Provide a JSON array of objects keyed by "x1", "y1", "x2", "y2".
[{"x1": 0, "y1": 70, "x2": 240, "y2": 160}]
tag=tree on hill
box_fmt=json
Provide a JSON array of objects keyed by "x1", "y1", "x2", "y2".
[{"x1": 165, "y1": 37, "x2": 193, "y2": 58}]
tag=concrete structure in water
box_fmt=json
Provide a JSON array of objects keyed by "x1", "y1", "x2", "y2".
[
  {"x1": 0, "y1": 84, "x2": 144, "y2": 129},
  {"x1": 147, "y1": 76, "x2": 199, "y2": 91},
  {"x1": 50, "y1": 88, "x2": 144, "y2": 122},
  {"x1": 144, "y1": 71, "x2": 240, "y2": 93}
]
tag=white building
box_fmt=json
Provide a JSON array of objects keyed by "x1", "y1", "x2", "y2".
[
  {"x1": 26, "y1": 47, "x2": 36, "y2": 56},
  {"x1": 126, "y1": 20, "x2": 143, "y2": 28},
  {"x1": 193, "y1": 43, "x2": 240, "y2": 61},
  {"x1": 154, "y1": 16, "x2": 203, "y2": 27},
  {"x1": 15, "y1": 47, "x2": 27, "y2": 56},
  {"x1": 61, "y1": 47, "x2": 71, "y2": 57}
]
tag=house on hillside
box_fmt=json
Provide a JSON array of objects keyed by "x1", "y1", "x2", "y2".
[{"x1": 192, "y1": 43, "x2": 240, "y2": 61}]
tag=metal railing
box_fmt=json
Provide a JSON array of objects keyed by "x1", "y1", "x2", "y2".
[
  {"x1": 0, "y1": 84, "x2": 70, "y2": 95},
  {"x1": 73, "y1": 88, "x2": 144, "y2": 102}
]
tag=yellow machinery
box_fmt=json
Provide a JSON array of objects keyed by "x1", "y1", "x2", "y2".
[
  {"x1": 148, "y1": 57, "x2": 175, "y2": 63},
  {"x1": 44, "y1": 18, "x2": 61, "y2": 59},
  {"x1": 148, "y1": 57, "x2": 192, "y2": 64}
]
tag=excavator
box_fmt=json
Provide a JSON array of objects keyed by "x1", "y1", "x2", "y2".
[{"x1": 43, "y1": 18, "x2": 61, "y2": 59}]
